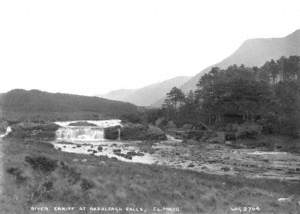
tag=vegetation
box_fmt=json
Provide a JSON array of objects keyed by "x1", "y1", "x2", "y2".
[
  {"x1": 104, "y1": 123, "x2": 167, "y2": 141},
  {"x1": 0, "y1": 89, "x2": 138, "y2": 121},
  {"x1": 7, "y1": 122, "x2": 60, "y2": 141},
  {"x1": 158, "y1": 56, "x2": 300, "y2": 137},
  {"x1": 2, "y1": 139, "x2": 300, "y2": 214}
]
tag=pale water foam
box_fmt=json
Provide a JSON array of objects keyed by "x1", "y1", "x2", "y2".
[
  {"x1": 0, "y1": 127, "x2": 11, "y2": 138},
  {"x1": 55, "y1": 120, "x2": 121, "y2": 142}
]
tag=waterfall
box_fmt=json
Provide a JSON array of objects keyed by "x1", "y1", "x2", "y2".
[
  {"x1": 55, "y1": 120, "x2": 122, "y2": 142},
  {"x1": 56, "y1": 127, "x2": 105, "y2": 141}
]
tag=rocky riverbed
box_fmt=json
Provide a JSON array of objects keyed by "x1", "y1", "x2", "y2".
[{"x1": 53, "y1": 130, "x2": 300, "y2": 181}]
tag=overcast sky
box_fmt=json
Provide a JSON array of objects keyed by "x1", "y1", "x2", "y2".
[{"x1": 1, "y1": 0, "x2": 300, "y2": 95}]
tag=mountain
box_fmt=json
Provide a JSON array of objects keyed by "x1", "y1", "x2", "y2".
[
  {"x1": 181, "y1": 29, "x2": 300, "y2": 92},
  {"x1": 101, "y1": 89, "x2": 135, "y2": 102},
  {"x1": 0, "y1": 89, "x2": 138, "y2": 121},
  {"x1": 102, "y1": 76, "x2": 190, "y2": 106}
]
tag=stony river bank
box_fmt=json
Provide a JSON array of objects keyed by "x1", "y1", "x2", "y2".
[{"x1": 48, "y1": 120, "x2": 300, "y2": 181}]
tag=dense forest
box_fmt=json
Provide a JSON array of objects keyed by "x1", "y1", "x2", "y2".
[{"x1": 145, "y1": 56, "x2": 300, "y2": 137}]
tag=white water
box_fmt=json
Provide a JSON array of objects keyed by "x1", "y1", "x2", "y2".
[
  {"x1": 55, "y1": 120, "x2": 121, "y2": 142},
  {"x1": 247, "y1": 151, "x2": 288, "y2": 155},
  {"x1": 0, "y1": 127, "x2": 11, "y2": 138},
  {"x1": 52, "y1": 120, "x2": 300, "y2": 180},
  {"x1": 53, "y1": 119, "x2": 156, "y2": 164}
]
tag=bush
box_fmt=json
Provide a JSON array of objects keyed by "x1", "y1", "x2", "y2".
[
  {"x1": 6, "y1": 167, "x2": 27, "y2": 184},
  {"x1": 25, "y1": 156, "x2": 58, "y2": 174},
  {"x1": 59, "y1": 162, "x2": 81, "y2": 185},
  {"x1": 8, "y1": 122, "x2": 60, "y2": 140},
  {"x1": 80, "y1": 178, "x2": 95, "y2": 191},
  {"x1": 121, "y1": 123, "x2": 167, "y2": 141},
  {"x1": 121, "y1": 113, "x2": 143, "y2": 123},
  {"x1": 146, "y1": 125, "x2": 167, "y2": 140}
]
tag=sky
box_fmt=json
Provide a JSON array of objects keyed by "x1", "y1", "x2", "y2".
[{"x1": 1, "y1": 0, "x2": 300, "y2": 96}]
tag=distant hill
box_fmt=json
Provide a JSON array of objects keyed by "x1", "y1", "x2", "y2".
[
  {"x1": 0, "y1": 89, "x2": 138, "y2": 121},
  {"x1": 101, "y1": 89, "x2": 135, "y2": 102},
  {"x1": 101, "y1": 76, "x2": 190, "y2": 106},
  {"x1": 181, "y1": 29, "x2": 300, "y2": 92}
]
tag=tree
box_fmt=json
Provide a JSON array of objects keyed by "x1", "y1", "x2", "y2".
[
  {"x1": 164, "y1": 87, "x2": 185, "y2": 110},
  {"x1": 163, "y1": 87, "x2": 185, "y2": 123}
]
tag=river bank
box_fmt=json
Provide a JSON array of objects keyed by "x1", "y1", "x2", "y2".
[
  {"x1": 1, "y1": 120, "x2": 300, "y2": 213},
  {"x1": 1, "y1": 138, "x2": 300, "y2": 214}
]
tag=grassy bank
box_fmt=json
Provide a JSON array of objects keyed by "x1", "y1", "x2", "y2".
[{"x1": 1, "y1": 139, "x2": 300, "y2": 214}]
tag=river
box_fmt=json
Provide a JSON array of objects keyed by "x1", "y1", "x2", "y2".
[{"x1": 51, "y1": 120, "x2": 300, "y2": 181}]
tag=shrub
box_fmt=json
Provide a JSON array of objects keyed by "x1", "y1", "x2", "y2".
[
  {"x1": 6, "y1": 167, "x2": 27, "y2": 184},
  {"x1": 121, "y1": 113, "x2": 143, "y2": 123},
  {"x1": 8, "y1": 122, "x2": 59, "y2": 140},
  {"x1": 236, "y1": 123, "x2": 262, "y2": 139},
  {"x1": 25, "y1": 156, "x2": 58, "y2": 174},
  {"x1": 146, "y1": 126, "x2": 167, "y2": 140},
  {"x1": 59, "y1": 163, "x2": 81, "y2": 185},
  {"x1": 80, "y1": 178, "x2": 95, "y2": 191}
]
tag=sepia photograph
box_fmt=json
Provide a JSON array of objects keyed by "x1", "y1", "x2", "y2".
[{"x1": 0, "y1": 1, "x2": 300, "y2": 213}]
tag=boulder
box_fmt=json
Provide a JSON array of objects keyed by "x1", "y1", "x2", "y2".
[
  {"x1": 104, "y1": 126, "x2": 121, "y2": 140},
  {"x1": 97, "y1": 146, "x2": 103, "y2": 152},
  {"x1": 120, "y1": 123, "x2": 147, "y2": 140},
  {"x1": 121, "y1": 123, "x2": 167, "y2": 141},
  {"x1": 126, "y1": 151, "x2": 144, "y2": 157},
  {"x1": 113, "y1": 149, "x2": 121, "y2": 153}
]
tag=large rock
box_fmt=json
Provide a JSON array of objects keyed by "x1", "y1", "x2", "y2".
[
  {"x1": 104, "y1": 126, "x2": 121, "y2": 140},
  {"x1": 120, "y1": 123, "x2": 147, "y2": 140},
  {"x1": 8, "y1": 122, "x2": 60, "y2": 141},
  {"x1": 120, "y1": 123, "x2": 167, "y2": 141}
]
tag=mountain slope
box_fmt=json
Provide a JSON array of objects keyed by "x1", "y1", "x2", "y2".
[
  {"x1": 181, "y1": 29, "x2": 300, "y2": 92},
  {"x1": 101, "y1": 89, "x2": 135, "y2": 102},
  {"x1": 102, "y1": 76, "x2": 190, "y2": 106},
  {"x1": 0, "y1": 89, "x2": 138, "y2": 120}
]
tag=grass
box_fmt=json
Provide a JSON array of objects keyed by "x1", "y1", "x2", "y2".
[{"x1": 1, "y1": 138, "x2": 300, "y2": 214}]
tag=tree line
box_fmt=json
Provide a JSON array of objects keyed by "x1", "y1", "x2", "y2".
[{"x1": 159, "y1": 56, "x2": 300, "y2": 137}]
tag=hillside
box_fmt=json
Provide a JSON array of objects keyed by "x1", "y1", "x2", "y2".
[
  {"x1": 181, "y1": 29, "x2": 300, "y2": 92},
  {"x1": 102, "y1": 76, "x2": 190, "y2": 106},
  {"x1": 0, "y1": 89, "x2": 138, "y2": 121}
]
